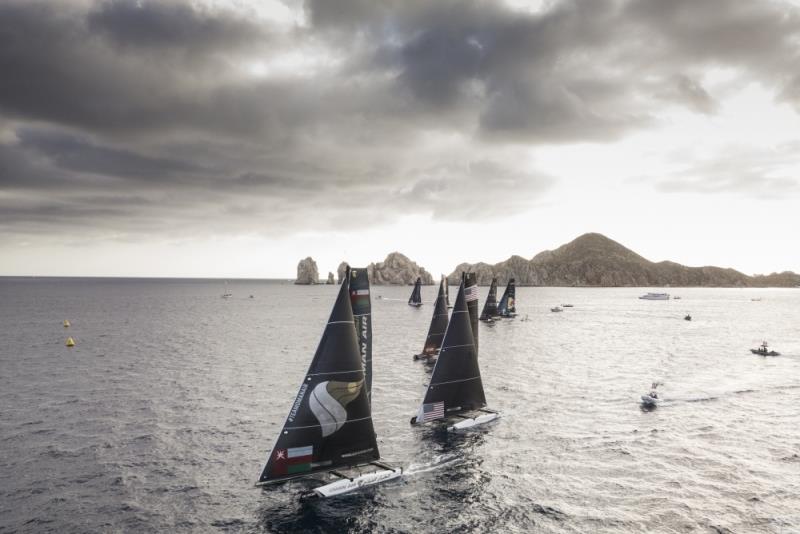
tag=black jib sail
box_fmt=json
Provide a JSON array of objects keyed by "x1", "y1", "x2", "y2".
[
  {"x1": 408, "y1": 277, "x2": 422, "y2": 307},
  {"x1": 411, "y1": 273, "x2": 487, "y2": 424},
  {"x1": 497, "y1": 278, "x2": 517, "y2": 317},
  {"x1": 479, "y1": 278, "x2": 499, "y2": 321},
  {"x1": 464, "y1": 272, "x2": 479, "y2": 353},
  {"x1": 414, "y1": 278, "x2": 449, "y2": 360},
  {"x1": 257, "y1": 268, "x2": 379, "y2": 485},
  {"x1": 348, "y1": 267, "x2": 372, "y2": 403}
]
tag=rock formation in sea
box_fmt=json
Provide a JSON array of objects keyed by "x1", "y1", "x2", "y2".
[
  {"x1": 294, "y1": 257, "x2": 319, "y2": 285},
  {"x1": 337, "y1": 262, "x2": 349, "y2": 284},
  {"x1": 448, "y1": 233, "x2": 800, "y2": 287},
  {"x1": 325, "y1": 272, "x2": 335, "y2": 285},
  {"x1": 368, "y1": 253, "x2": 434, "y2": 285}
]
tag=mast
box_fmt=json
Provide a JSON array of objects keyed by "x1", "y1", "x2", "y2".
[
  {"x1": 416, "y1": 278, "x2": 449, "y2": 359},
  {"x1": 257, "y1": 267, "x2": 379, "y2": 485},
  {"x1": 411, "y1": 273, "x2": 486, "y2": 424},
  {"x1": 479, "y1": 278, "x2": 499, "y2": 321},
  {"x1": 497, "y1": 278, "x2": 516, "y2": 317},
  {"x1": 464, "y1": 272, "x2": 479, "y2": 353},
  {"x1": 408, "y1": 277, "x2": 422, "y2": 307},
  {"x1": 348, "y1": 267, "x2": 372, "y2": 403}
]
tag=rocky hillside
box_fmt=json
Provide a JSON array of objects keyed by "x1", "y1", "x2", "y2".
[
  {"x1": 337, "y1": 253, "x2": 434, "y2": 285},
  {"x1": 448, "y1": 233, "x2": 800, "y2": 287}
]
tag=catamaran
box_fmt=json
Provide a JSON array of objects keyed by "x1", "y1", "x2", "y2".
[
  {"x1": 497, "y1": 278, "x2": 517, "y2": 318},
  {"x1": 479, "y1": 278, "x2": 499, "y2": 322},
  {"x1": 408, "y1": 277, "x2": 423, "y2": 307},
  {"x1": 413, "y1": 278, "x2": 449, "y2": 362},
  {"x1": 410, "y1": 273, "x2": 498, "y2": 431},
  {"x1": 256, "y1": 266, "x2": 401, "y2": 497}
]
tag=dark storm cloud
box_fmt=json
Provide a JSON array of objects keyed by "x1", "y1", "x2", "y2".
[{"x1": 1, "y1": 0, "x2": 800, "y2": 242}]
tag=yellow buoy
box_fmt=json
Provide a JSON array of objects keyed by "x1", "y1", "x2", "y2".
[
  {"x1": 66, "y1": 337, "x2": 75, "y2": 347},
  {"x1": 63, "y1": 319, "x2": 70, "y2": 328}
]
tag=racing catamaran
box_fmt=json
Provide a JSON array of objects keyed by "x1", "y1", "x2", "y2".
[
  {"x1": 413, "y1": 278, "x2": 449, "y2": 362},
  {"x1": 408, "y1": 277, "x2": 422, "y2": 307},
  {"x1": 479, "y1": 278, "x2": 499, "y2": 322},
  {"x1": 410, "y1": 273, "x2": 499, "y2": 431},
  {"x1": 497, "y1": 278, "x2": 517, "y2": 318},
  {"x1": 257, "y1": 267, "x2": 401, "y2": 497}
]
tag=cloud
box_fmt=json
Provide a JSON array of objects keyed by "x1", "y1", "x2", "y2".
[{"x1": 1, "y1": 0, "x2": 800, "y2": 243}]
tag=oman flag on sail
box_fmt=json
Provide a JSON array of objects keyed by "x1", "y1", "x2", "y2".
[{"x1": 272, "y1": 445, "x2": 313, "y2": 475}]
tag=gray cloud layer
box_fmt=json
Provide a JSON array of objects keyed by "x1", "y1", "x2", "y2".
[{"x1": 1, "y1": 0, "x2": 799, "y2": 241}]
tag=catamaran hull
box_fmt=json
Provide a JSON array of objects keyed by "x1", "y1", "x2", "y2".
[
  {"x1": 313, "y1": 468, "x2": 402, "y2": 498},
  {"x1": 447, "y1": 412, "x2": 500, "y2": 432}
]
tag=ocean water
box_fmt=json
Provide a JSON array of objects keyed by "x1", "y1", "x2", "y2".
[{"x1": 1, "y1": 278, "x2": 799, "y2": 533}]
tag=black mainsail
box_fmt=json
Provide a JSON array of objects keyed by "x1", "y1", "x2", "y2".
[
  {"x1": 408, "y1": 277, "x2": 422, "y2": 307},
  {"x1": 348, "y1": 267, "x2": 372, "y2": 403},
  {"x1": 464, "y1": 272, "x2": 479, "y2": 353},
  {"x1": 411, "y1": 273, "x2": 487, "y2": 425},
  {"x1": 414, "y1": 278, "x2": 449, "y2": 360},
  {"x1": 479, "y1": 278, "x2": 499, "y2": 322},
  {"x1": 497, "y1": 278, "x2": 517, "y2": 318},
  {"x1": 257, "y1": 269, "x2": 379, "y2": 485}
]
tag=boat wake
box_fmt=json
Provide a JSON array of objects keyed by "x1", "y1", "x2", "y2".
[{"x1": 403, "y1": 453, "x2": 461, "y2": 477}]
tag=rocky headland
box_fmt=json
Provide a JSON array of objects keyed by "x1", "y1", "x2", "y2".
[
  {"x1": 335, "y1": 253, "x2": 434, "y2": 285},
  {"x1": 448, "y1": 233, "x2": 800, "y2": 287}
]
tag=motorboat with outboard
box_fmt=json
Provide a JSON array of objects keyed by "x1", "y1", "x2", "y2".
[
  {"x1": 551, "y1": 306, "x2": 563, "y2": 313},
  {"x1": 684, "y1": 313, "x2": 691, "y2": 321},
  {"x1": 640, "y1": 382, "x2": 661, "y2": 408},
  {"x1": 750, "y1": 341, "x2": 780, "y2": 356}
]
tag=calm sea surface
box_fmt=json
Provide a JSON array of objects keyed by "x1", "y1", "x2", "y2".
[{"x1": 1, "y1": 278, "x2": 799, "y2": 533}]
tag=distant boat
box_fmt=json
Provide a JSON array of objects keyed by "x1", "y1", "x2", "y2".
[
  {"x1": 411, "y1": 273, "x2": 499, "y2": 431},
  {"x1": 479, "y1": 278, "x2": 499, "y2": 322},
  {"x1": 750, "y1": 341, "x2": 780, "y2": 357},
  {"x1": 561, "y1": 304, "x2": 574, "y2": 308},
  {"x1": 408, "y1": 277, "x2": 422, "y2": 307},
  {"x1": 497, "y1": 278, "x2": 517, "y2": 318},
  {"x1": 640, "y1": 382, "x2": 660, "y2": 409},
  {"x1": 684, "y1": 313, "x2": 692, "y2": 321},
  {"x1": 221, "y1": 281, "x2": 232, "y2": 298},
  {"x1": 751, "y1": 298, "x2": 762, "y2": 302},
  {"x1": 413, "y1": 278, "x2": 449, "y2": 362},
  {"x1": 256, "y1": 266, "x2": 400, "y2": 497},
  {"x1": 673, "y1": 296, "x2": 681, "y2": 300},
  {"x1": 639, "y1": 292, "x2": 669, "y2": 300},
  {"x1": 551, "y1": 306, "x2": 563, "y2": 313}
]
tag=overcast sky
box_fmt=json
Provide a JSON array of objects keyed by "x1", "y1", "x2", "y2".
[{"x1": 1, "y1": 0, "x2": 799, "y2": 278}]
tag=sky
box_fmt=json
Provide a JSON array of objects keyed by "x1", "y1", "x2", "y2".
[{"x1": 1, "y1": 0, "x2": 799, "y2": 279}]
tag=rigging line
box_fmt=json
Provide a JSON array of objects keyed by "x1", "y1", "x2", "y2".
[
  {"x1": 284, "y1": 415, "x2": 373, "y2": 431},
  {"x1": 328, "y1": 320, "x2": 356, "y2": 325},
  {"x1": 429, "y1": 376, "x2": 481, "y2": 387},
  {"x1": 441, "y1": 343, "x2": 475, "y2": 350},
  {"x1": 306, "y1": 369, "x2": 364, "y2": 377}
]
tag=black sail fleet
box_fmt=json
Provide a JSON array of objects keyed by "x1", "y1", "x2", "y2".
[
  {"x1": 479, "y1": 277, "x2": 499, "y2": 322},
  {"x1": 413, "y1": 278, "x2": 449, "y2": 361},
  {"x1": 257, "y1": 268, "x2": 395, "y2": 491},
  {"x1": 408, "y1": 277, "x2": 423, "y2": 307},
  {"x1": 410, "y1": 273, "x2": 499, "y2": 430}
]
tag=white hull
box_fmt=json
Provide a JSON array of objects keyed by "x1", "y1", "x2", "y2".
[
  {"x1": 313, "y1": 468, "x2": 402, "y2": 498},
  {"x1": 639, "y1": 293, "x2": 670, "y2": 300},
  {"x1": 447, "y1": 412, "x2": 500, "y2": 432}
]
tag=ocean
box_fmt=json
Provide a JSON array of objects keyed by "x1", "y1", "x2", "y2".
[{"x1": 1, "y1": 278, "x2": 799, "y2": 533}]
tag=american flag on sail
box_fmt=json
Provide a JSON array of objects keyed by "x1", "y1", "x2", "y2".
[
  {"x1": 421, "y1": 401, "x2": 445, "y2": 422},
  {"x1": 464, "y1": 285, "x2": 479, "y2": 302}
]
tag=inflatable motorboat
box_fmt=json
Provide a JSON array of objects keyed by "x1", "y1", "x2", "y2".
[{"x1": 750, "y1": 341, "x2": 780, "y2": 356}]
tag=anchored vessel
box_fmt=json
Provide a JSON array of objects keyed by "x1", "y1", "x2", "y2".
[
  {"x1": 413, "y1": 278, "x2": 449, "y2": 362},
  {"x1": 479, "y1": 278, "x2": 499, "y2": 322},
  {"x1": 410, "y1": 273, "x2": 499, "y2": 431},
  {"x1": 639, "y1": 292, "x2": 670, "y2": 300},
  {"x1": 497, "y1": 278, "x2": 517, "y2": 318},
  {"x1": 750, "y1": 341, "x2": 780, "y2": 357},
  {"x1": 256, "y1": 267, "x2": 401, "y2": 497},
  {"x1": 408, "y1": 277, "x2": 423, "y2": 307}
]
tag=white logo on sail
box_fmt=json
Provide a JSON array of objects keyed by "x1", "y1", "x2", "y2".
[{"x1": 309, "y1": 379, "x2": 364, "y2": 437}]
